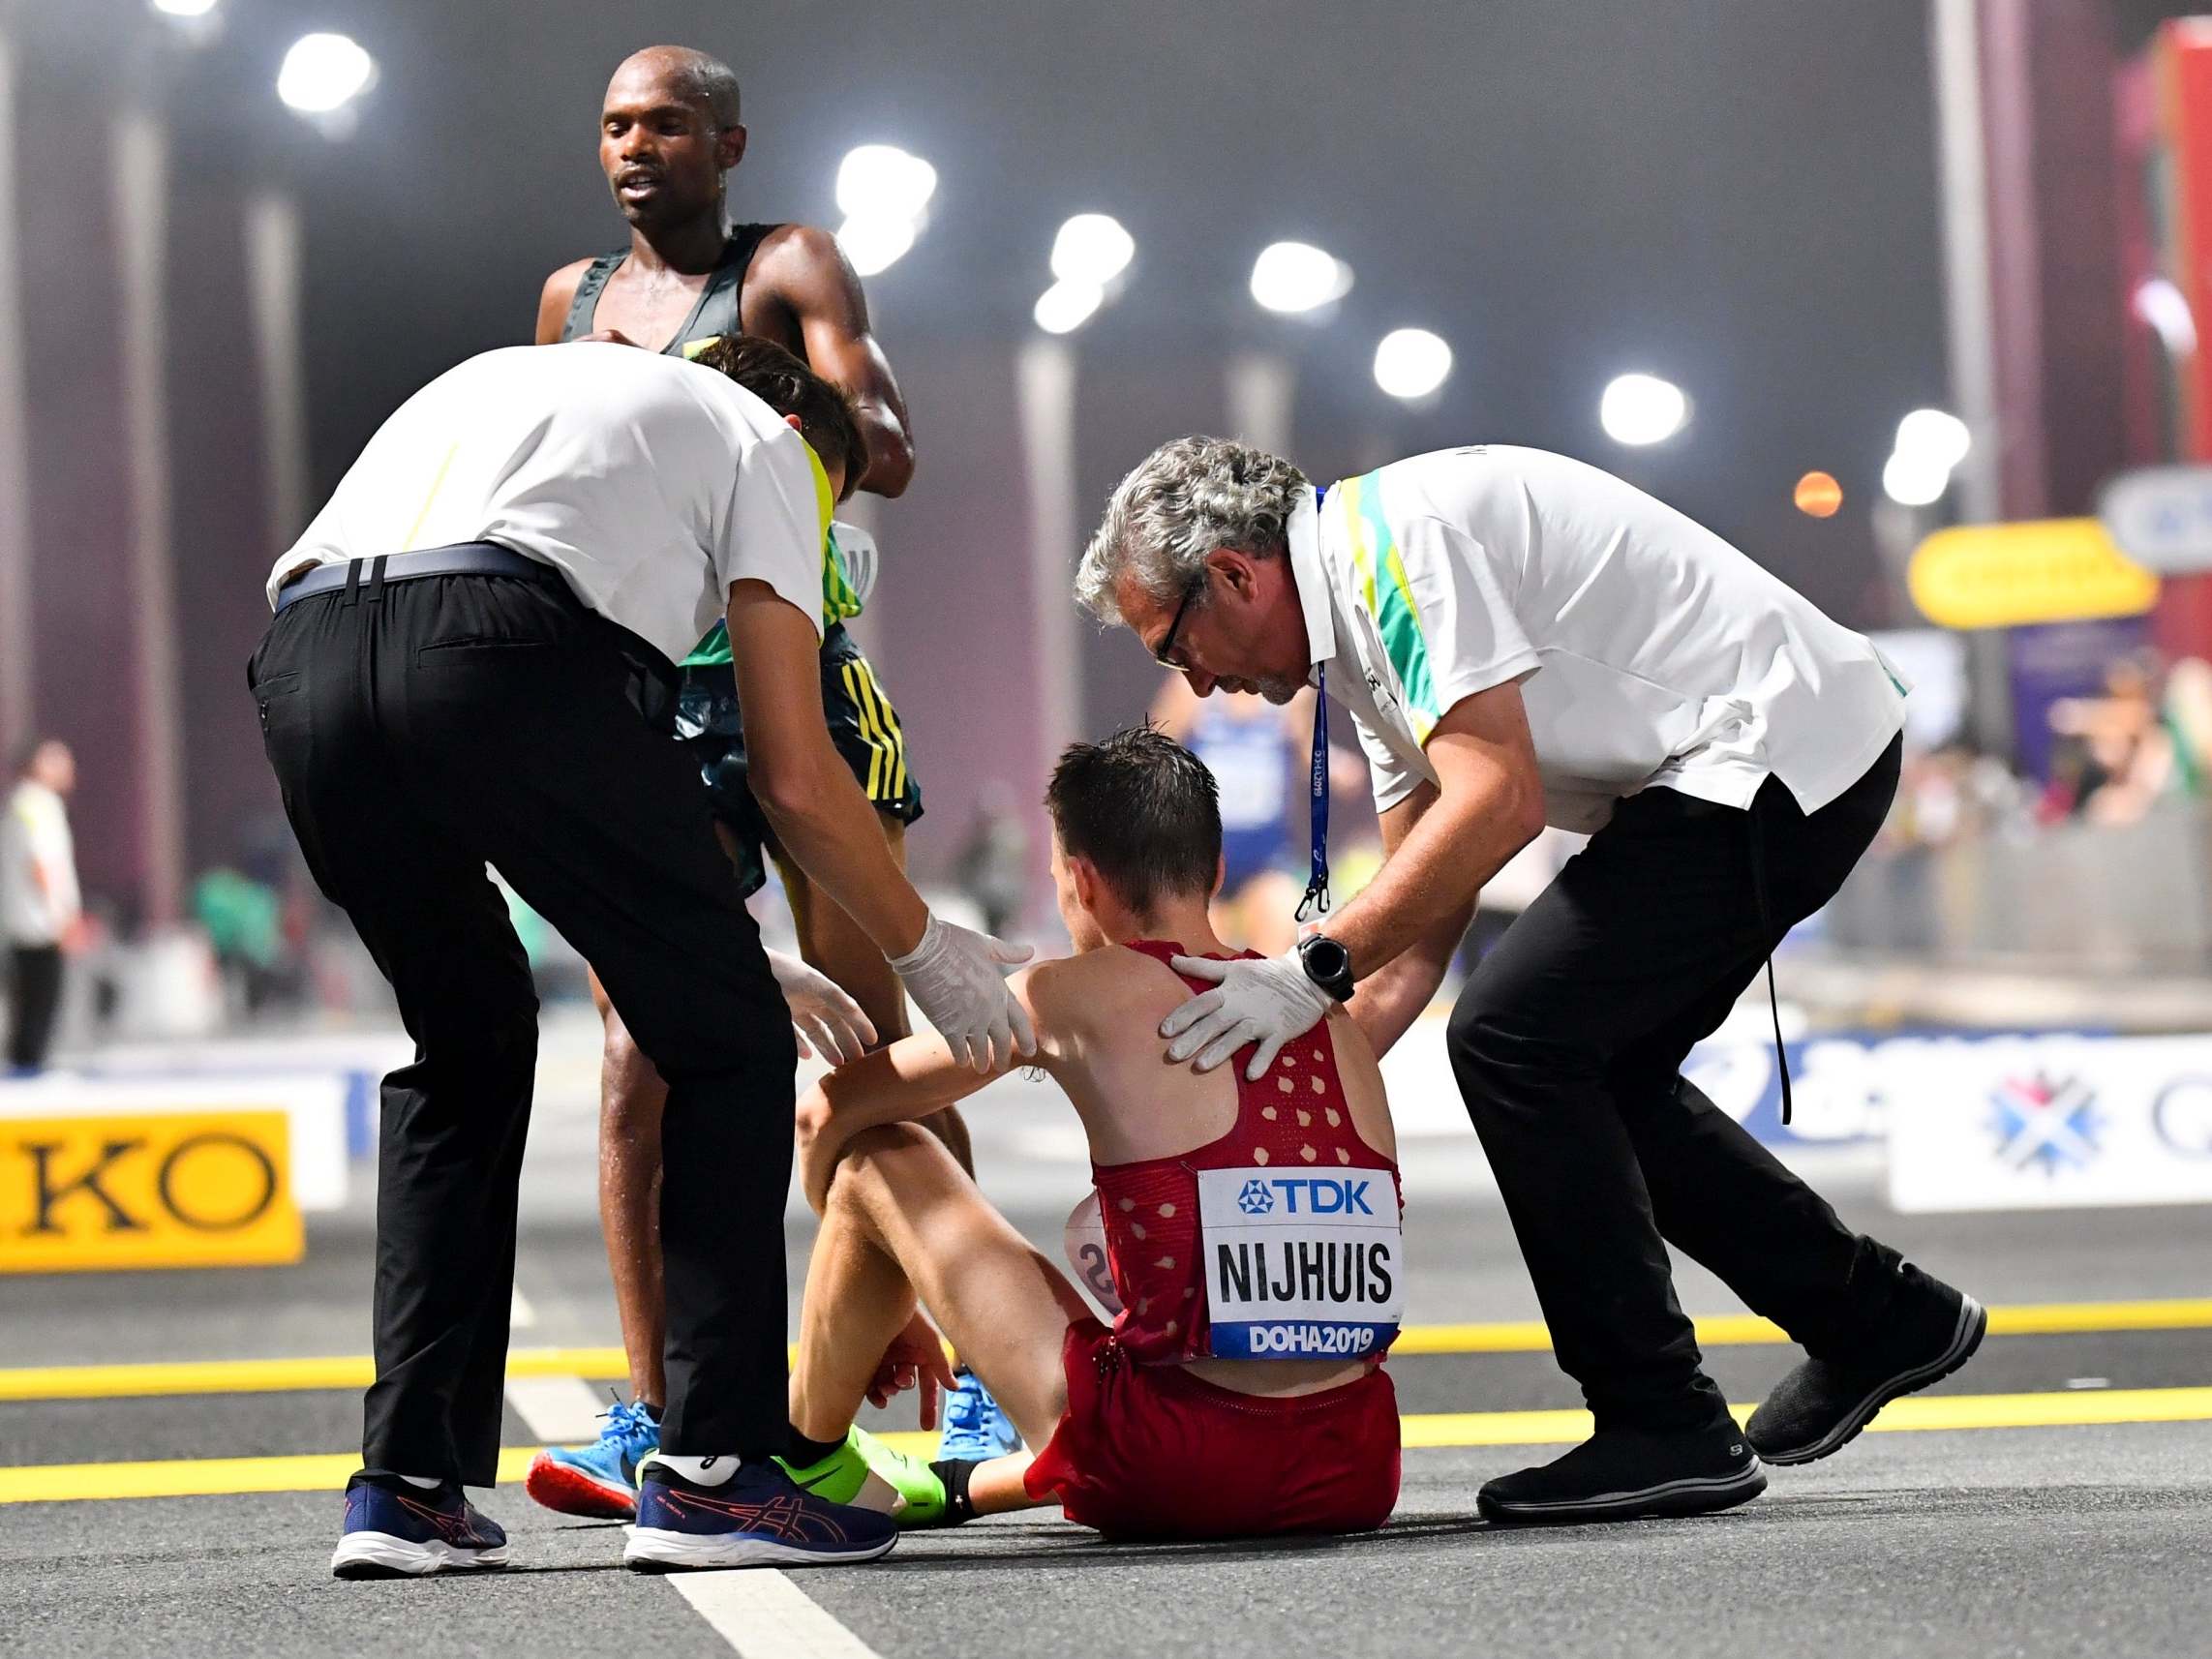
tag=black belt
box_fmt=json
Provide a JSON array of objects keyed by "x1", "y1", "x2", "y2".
[{"x1": 276, "y1": 543, "x2": 559, "y2": 612}]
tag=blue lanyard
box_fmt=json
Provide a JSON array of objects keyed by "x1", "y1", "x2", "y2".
[
  {"x1": 1296, "y1": 670, "x2": 1331, "y2": 921},
  {"x1": 1295, "y1": 481, "x2": 1332, "y2": 923}
]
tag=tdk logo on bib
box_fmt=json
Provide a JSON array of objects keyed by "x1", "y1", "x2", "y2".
[
  {"x1": 1236, "y1": 1176, "x2": 1378, "y2": 1217},
  {"x1": 1197, "y1": 1164, "x2": 1403, "y2": 1361}
]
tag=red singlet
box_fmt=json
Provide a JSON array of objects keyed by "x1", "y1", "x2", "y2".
[
  {"x1": 1021, "y1": 941, "x2": 1404, "y2": 1539},
  {"x1": 1092, "y1": 941, "x2": 1403, "y2": 1364}
]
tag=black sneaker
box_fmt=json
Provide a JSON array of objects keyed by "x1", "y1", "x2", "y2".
[
  {"x1": 1477, "y1": 1422, "x2": 1766, "y2": 1524},
  {"x1": 1747, "y1": 1282, "x2": 1985, "y2": 1465}
]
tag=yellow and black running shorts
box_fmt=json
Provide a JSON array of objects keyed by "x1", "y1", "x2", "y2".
[{"x1": 675, "y1": 623, "x2": 923, "y2": 897}]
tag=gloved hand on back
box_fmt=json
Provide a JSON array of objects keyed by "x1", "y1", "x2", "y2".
[{"x1": 1161, "y1": 949, "x2": 1334, "y2": 1080}]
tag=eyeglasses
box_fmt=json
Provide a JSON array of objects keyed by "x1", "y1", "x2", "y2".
[{"x1": 1152, "y1": 572, "x2": 1206, "y2": 673}]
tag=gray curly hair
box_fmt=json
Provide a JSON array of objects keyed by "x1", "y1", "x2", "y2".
[{"x1": 1076, "y1": 436, "x2": 1309, "y2": 626}]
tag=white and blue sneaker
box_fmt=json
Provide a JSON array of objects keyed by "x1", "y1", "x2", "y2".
[
  {"x1": 330, "y1": 1474, "x2": 509, "y2": 1579},
  {"x1": 936, "y1": 1369, "x2": 1022, "y2": 1461},
  {"x1": 622, "y1": 1456, "x2": 899, "y2": 1572},
  {"x1": 525, "y1": 1394, "x2": 659, "y2": 1520}
]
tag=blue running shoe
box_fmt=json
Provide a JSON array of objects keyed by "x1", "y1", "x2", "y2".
[
  {"x1": 525, "y1": 1394, "x2": 659, "y2": 1520},
  {"x1": 330, "y1": 1475, "x2": 508, "y2": 1579},
  {"x1": 622, "y1": 1457, "x2": 899, "y2": 1571},
  {"x1": 937, "y1": 1369, "x2": 1022, "y2": 1461}
]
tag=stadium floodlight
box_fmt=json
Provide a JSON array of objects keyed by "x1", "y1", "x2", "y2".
[
  {"x1": 1894, "y1": 407, "x2": 1971, "y2": 471},
  {"x1": 1249, "y1": 241, "x2": 1352, "y2": 314},
  {"x1": 1050, "y1": 215, "x2": 1135, "y2": 287},
  {"x1": 150, "y1": 0, "x2": 220, "y2": 16},
  {"x1": 1882, "y1": 448, "x2": 1951, "y2": 507},
  {"x1": 835, "y1": 215, "x2": 917, "y2": 279},
  {"x1": 1373, "y1": 328, "x2": 1452, "y2": 401},
  {"x1": 2136, "y1": 277, "x2": 2199, "y2": 357},
  {"x1": 1599, "y1": 373, "x2": 1689, "y2": 446},
  {"x1": 835, "y1": 145, "x2": 937, "y2": 225},
  {"x1": 1034, "y1": 278, "x2": 1106, "y2": 336},
  {"x1": 277, "y1": 34, "x2": 375, "y2": 114},
  {"x1": 833, "y1": 146, "x2": 936, "y2": 277}
]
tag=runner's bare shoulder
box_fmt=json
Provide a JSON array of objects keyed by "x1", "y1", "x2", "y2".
[{"x1": 533, "y1": 257, "x2": 598, "y2": 345}]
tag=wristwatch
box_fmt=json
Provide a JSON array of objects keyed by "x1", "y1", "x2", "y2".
[{"x1": 1296, "y1": 934, "x2": 1355, "y2": 1002}]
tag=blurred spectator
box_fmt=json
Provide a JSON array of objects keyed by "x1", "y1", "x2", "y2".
[
  {"x1": 1150, "y1": 678, "x2": 1372, "y2": 955},
  {"x1": 3, "y1": 739, "x2": 84, "y2": 1072},
  {"x1": 193, "y1": 867, "x2": 290, "y2": 1018},
  {"x1": 2042, "y1": 654, "x2": 2191, "y2": 827},
  {"x1": 1152, "y1": 678, "x2": 1309, "y2": 954},
  {"x1": 952, "y1": 782, "x2": 1032, "y2": 940},
  {"x1": 1465, "y1": 828, "x2": 1582, "y2": 963}
]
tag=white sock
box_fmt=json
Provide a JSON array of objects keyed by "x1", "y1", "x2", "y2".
[
  {"x1": 653, "y1": 1454, "x2": 739, "y2": 1487},
  {"x1": 397, "y1": 1474, "x2": 442, "y2": 1490}
]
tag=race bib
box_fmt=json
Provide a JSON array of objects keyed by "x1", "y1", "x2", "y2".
[
  {"x1": 1197, "y1": 1165, "x2": 1402, "y2": 1359},
  {"x1": 1062, "y1": 1191, "x2": 1124, "y2": 1315}
]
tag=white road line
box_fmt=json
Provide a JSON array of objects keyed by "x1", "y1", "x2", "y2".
[
  {"x1": 672, "y1": 1569, "x2": 886, "y2": 1659},
  {"x1": 509, "y1": 1286, "x2": 537, "y2": 1328},
  {"x1": 502, "y1": 1374, "x2": 609, "y2": 1444}
]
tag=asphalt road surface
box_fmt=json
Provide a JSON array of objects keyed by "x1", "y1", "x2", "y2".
[{"x1": 6, "y1": 1013, "x2": 2211, "y2": 1659}]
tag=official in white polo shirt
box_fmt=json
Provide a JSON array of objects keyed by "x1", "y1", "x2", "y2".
[
  {"x1": 1077, "y1": 437, "x2": 1985, "y2": 1524},
  {"x1": 255, "y1": 338, "x2": 1031, "y2": 1578}
]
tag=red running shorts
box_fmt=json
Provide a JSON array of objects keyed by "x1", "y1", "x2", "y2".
[{"x1": 1022, "y1": 1316, "x2": 1401, "y2": 1539}]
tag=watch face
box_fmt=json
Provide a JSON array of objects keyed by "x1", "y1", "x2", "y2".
[
  {"x1": 1305, "y1": 938, "x2": 1349, "y2": 976},
  {"x1": 1301, "y1": 936, "x2": 1352, "y2": 998}
]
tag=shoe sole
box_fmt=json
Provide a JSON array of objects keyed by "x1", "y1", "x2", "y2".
[
  {"x1": 1477, "y1": 1461, "x2": 1768, "y2": 1525},
  {"x1": 1755, "y1": 1295, "x2": 1987, "y2": 1467},
  {"x1": 622, "y1": 1526, "x2": 898, "y2": 1572},
  {"x1": 525, "y1": 1453, "x2": 639, "y2": 1521},
  {"x1": 330, "y1": 1530, "x2": 510, "y2": 1580}
]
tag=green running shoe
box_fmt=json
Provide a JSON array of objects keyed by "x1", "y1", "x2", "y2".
[{"x1": 775, "y1": 1427, "x2": 950, "y2": 1527}]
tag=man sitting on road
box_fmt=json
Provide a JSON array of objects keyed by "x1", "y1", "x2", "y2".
[{"x1": 774, "y1": 727, "x2": 1405, "y2": 1539}]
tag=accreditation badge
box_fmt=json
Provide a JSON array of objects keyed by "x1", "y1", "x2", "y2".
[{"x1": 1196, "y1": 1165, "x2": 1402, "y2": 1359}]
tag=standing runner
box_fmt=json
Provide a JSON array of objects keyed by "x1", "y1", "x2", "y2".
[{"x1": 526, "y1": 45, "x2": 1014, "y2": 1520}]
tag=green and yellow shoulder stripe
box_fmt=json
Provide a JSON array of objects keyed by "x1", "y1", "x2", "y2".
[{"x1": 1331, "y1": 468, "x2": 1441, "y2": 740}]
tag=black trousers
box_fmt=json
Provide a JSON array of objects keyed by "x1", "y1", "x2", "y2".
[
  {"x1": 1447, "y1": 738, "x2": 1906, "y2": 1432},
  {"x1": 6, "y1": 944, "x2": 64, "y2": 1069},
  {"x1": 251, "y1": 566, "x2": 798, "y2": 1482}
]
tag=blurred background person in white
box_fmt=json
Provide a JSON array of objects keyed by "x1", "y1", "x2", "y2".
[{"x1": 3, "y1": 739, "x2": 84, "y2": 1074}]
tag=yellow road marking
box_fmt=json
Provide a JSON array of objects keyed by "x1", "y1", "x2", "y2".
[
  {"x1": 1398, "y1": 1387, "x2": 2212, "y2": 1449},
  {"x1": 1390, "y1": 1298, "x2": 2212, "y2": 1355},
  {"x1": 7, "y1": 1299, "x2": 2211, "y2": 1403},
  {"x1": 0, "y1": 1448, "x2": 540, "y2": 1505},
  {"x1": 0, "y1": 1346, "x2": 631, "y2": 1403},
  {"x1": 7, "y1": 1388, "x2": 2212, "y2": 1505}
]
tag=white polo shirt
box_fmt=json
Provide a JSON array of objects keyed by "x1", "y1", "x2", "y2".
[
  {"x1": 1, "y1": 779, "x2": 78, "y2": 947},
  {"x1": 267, "y1": 343, "x2": 830, "y2": 663},
  {"x1": 1293, "y1": 446, "x2": 1907, "y2": 832}
]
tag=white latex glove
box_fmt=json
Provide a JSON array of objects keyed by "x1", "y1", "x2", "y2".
[
  {"x1": 887, "y1": 914, "x2": 1036, "y2": 1072},
  {"x1": 1161, "y1": 950, "x2": 1334, "y2": 1080},
  {"x1": 765, "y1": 948, "x2": 877, "y2": 1065}
]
